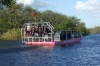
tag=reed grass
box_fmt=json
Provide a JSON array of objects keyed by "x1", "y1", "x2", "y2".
[{"x1": 0, "y1": 28, "x2": 21, "y2": 40}]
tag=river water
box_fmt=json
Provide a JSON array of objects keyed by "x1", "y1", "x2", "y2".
[{"x1": 0, "y1": 34, "x2": 100, "y2": 66}]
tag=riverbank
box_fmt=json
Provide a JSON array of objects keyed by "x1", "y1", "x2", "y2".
[
  {"x1": 0, "y1": 27, "x2": 89, "y2": 40},
  {"x1": 0, "y1": 28, "x2": 21, "y2": 40}
]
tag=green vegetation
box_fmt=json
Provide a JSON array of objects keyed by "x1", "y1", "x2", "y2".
[
  {"x1": 88, "y1": 26, "x2": 100, "y2": 34},
  {"x1": 0, "y1": 28, "x2": 21, "y2": 40},
  {"x1": 0, "y1": 0, "x2": 89, "y2": 40}
]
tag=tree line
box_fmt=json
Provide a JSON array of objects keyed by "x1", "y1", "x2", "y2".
[
  {"x1": 0, "y1": 0, "x2": 89, "y2": 38},
  {"x1": 88, "y1": 26, "x2": 100, "y2": 34}
]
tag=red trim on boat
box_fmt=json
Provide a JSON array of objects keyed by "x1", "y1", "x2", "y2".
[{"x1": 25, "y1": 42, "x2": 55, "y2": 47}]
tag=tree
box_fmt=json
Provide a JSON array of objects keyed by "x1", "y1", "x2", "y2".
[
  {"x1": 0, "y1": 0, "x2": 16, "y2": 8},
  {"x1": 0, "y1": 3, "x2": 90, "y2": 36}
]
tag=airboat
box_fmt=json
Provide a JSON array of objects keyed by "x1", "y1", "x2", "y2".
[{"x1": 21, "y1": 21, "x2": 82, "y2": 47}]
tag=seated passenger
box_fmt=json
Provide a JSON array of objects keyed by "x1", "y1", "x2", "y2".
[
  {"x1": 26, "y1": 24, "x2": 32, "y2": 36},
  {"x1": 32, "y1": 27, "x2": 37, "y2": 36},
  {"x1": 67, "y1": 33, "x2": 71, "y2": 39},
  {"x1": 45, "y1": 27, "x2": 51, "y2": 34},
  {"x1": 71, "y1": 33, "x2": 74, "y2": 39},
  {"x1": 37, "y1": 24, "x2": 43, "y2": 37}
]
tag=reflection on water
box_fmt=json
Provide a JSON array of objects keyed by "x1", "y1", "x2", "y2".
[{"x1": 0, "y1": 34, "x2": 100, "y2": 66}]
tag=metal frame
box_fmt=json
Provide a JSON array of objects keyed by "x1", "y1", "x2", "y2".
[
  {"x1": 21, "y1": 22, "x2": 54, "y2": 43},
  {"x1": 21, "y1": 22, "x2": 82, "y2": 43}
]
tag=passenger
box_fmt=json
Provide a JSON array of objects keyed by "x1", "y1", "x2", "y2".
[
  {"x1": 32, "y1": 27, "x2": 37, "y2": 36},
  {"x1": 60, "y1": 32, "x2": 64, "y2": 41},
  {"x1": 34, "y1": 33, "x2": 39, "y2": 37},
  {"x1": 67, "y1": 33, "x2": 71, "y2": 39},
  {"x1": 45, "y1": 27, "x2": 52, "y2": 41},
  {"x1": 26, "y1": 32, "x2": 30, "y2": 36},
  {"x1": 34, "y1": 33, "x2": 39, "y2": 41},
  {"x1": 26, "y1": 23, "x2": 31, "y2": 36},
  {"x1": 38, "y1": 24, "x2": 43, "y2": 37},
  {"x1": 32, "y1": 27, "x2": 39, "y2": 41},
  {"x1": 32, "y1": 27, "x2": 34, "y2": 36},
  {"x1": 45, "y1": 27, "x2": 51, "y2": 34},
  {"x1": 71, "y1": 33, "x2": 74, "y2": 39}
]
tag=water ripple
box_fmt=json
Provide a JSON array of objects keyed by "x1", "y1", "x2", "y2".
[{"x1": 0, "y1": 34, "x2": 100, "y2": 66}]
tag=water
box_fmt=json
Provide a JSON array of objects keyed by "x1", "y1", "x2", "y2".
[{"x1": 0, "y1": 34, "x2": 100, "y2": 66}]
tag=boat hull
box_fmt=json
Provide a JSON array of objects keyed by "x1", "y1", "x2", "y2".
[
  {"x1": 55, "y1": 38, "x2": 82, "y2": 46},
  {"x1": 25, "y1": 38, "x2": 82, "y2": 47}
]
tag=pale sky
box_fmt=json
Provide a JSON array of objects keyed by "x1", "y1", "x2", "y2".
[{"x1": 17, "y1": 0, "x2": 100, "y2": 28}]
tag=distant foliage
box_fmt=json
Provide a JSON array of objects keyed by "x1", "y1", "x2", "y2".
[
  {"x1": 0, "y1": 2, "x2": 89, "y2": 39},
  {"x1": 88, "y1": 26, "x2": 100, "y2": 34}
]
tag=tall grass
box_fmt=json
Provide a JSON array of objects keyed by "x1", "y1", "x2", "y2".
[{"x1": 0, "y1": 28, "x2": 21, "y2": 40}]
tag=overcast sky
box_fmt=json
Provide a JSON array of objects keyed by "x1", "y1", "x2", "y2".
[{"x1": 17, "y1": 0, "x2": 100, "y2": 28}]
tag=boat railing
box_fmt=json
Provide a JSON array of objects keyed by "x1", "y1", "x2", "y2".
[
  {"x1": 54, "y1": 31, "x2": 61, "y2": 38},
  {"x1": 21, "y1": 22, "x2": 82, "y2": 43},
  {"x1": 47, "y1": 22, "x2": 54, "y2": 30},
  {"x1": 22, "y1": 36, "x2": 54, "y2": 43}
]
